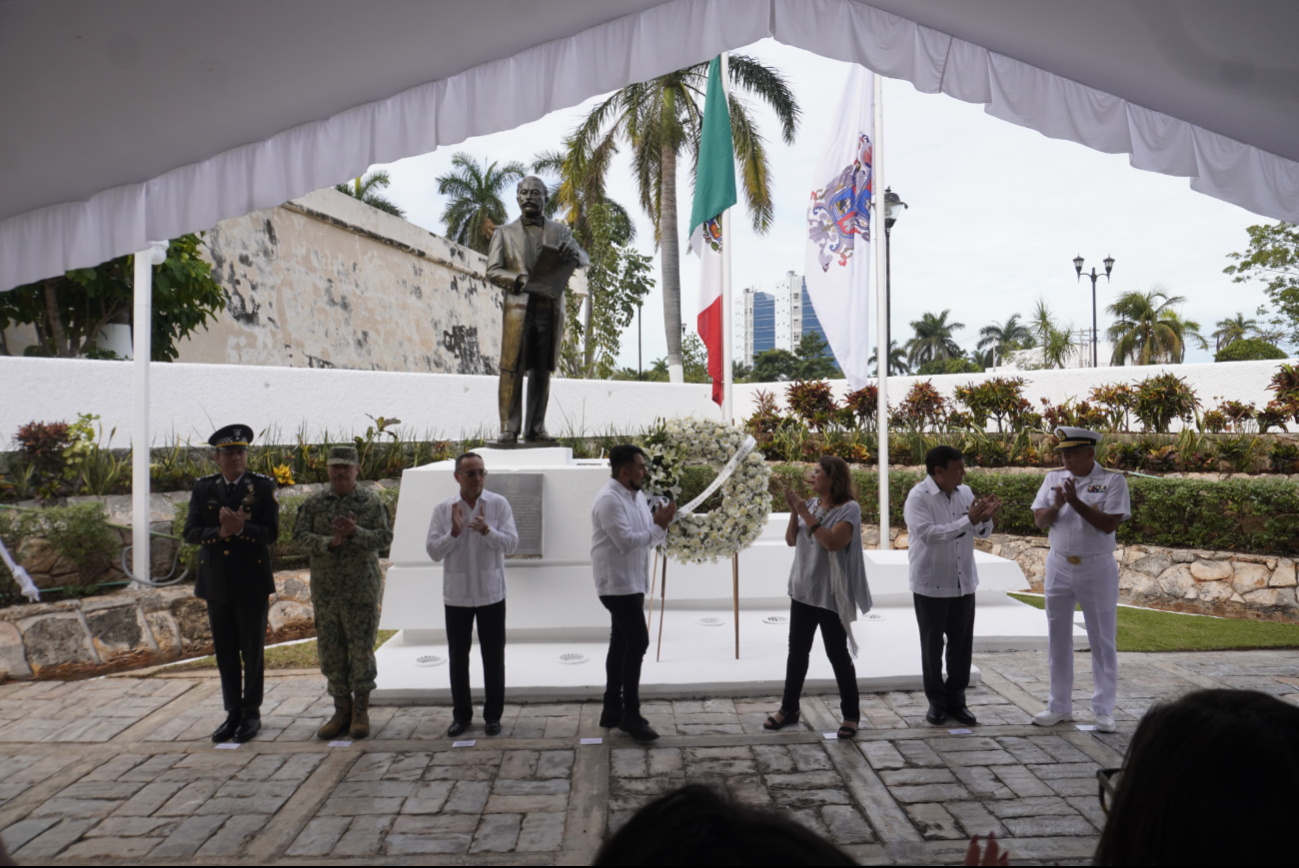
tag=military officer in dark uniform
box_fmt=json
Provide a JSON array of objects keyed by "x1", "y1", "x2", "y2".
[{"x1": 183, "y1": 424, "x2": 280, "y2": 743}]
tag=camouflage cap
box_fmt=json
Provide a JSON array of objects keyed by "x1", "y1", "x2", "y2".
[{"x1": 327, "y1": 445, "x2": 360, "y2": 466}]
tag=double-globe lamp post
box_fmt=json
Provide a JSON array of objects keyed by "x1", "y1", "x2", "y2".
[
  {"x1": 883, "y1": 187, "x2": 907, "y2": 375},
  {"x1": 1073, "y1": 253, "x2": 1114, "y2": 368}
]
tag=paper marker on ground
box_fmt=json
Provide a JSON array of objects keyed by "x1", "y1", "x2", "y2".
[
  {"x1": 453, "y1": 740, "x2": 476, "y2": 747},
  {"x1": 580, "y1": 737, "x2": 603, "y2": 745},
  {"x1": 1075, "y1": 724, "x2": 1097, "y2": 731},
  {"x1": 823, "y1": 732, "x2": 838, "y2": 740},
  {"x1": 215, "y1": 743, "x2": 240, "y2": 750},
  {"x1": 329, "y1": 740, "x2": 352, "y2": 747},
  {"x1": 948, "y1": 728, "x2": 973, "y2": 735}
]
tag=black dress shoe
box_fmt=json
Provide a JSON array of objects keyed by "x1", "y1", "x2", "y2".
[
  {"x1": 598, "y1": 708, "x2": 621, "y2": 729},
  {"x1": 618, "y1": 714, "x2": 659, "y2": 743},
  {"x1": 925, "y1": 704, "x2": 947, "y2": 726},
  {"x1": 233, "y1": 714, "x2": 261, "y2": 743},
  {"x1": 484, "y1": 721, "x2": 502, "y2": 736},
  {"x1": 446, "y1": 719, "x2": 470, "y2": 738},
  {"x1": 947, "y1": 706, "x2": 979, "y2": 726},
  {"x1": 211, "y1": 713, "x2": 241, "y2": 743}
]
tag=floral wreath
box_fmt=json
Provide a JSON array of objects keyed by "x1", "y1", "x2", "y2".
[{"x1": 641, "y1": 417, "x2": 772, "y2": 564}]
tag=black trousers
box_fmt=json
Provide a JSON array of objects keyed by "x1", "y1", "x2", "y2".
[
  {"x1": 206, "y1": 598, "x2": 269, "y2": 716},
  {"x1": 599, "y1": 593, "x2": 649, "y2": 718},
  {"x1": 446, "y1": 601, "x2": 507, "y2": 723},
  {"x1": 913, "y1": 592, "x2": 977, "y2": 709},
  {"x1": 781, "y1": 598, "x2": 860, "y2": 722}
]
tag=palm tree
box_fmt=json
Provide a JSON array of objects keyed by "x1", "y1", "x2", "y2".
[
  {"x1": 1040, "y1": 323, "x2": 1077, "y2": 369},
  {"x1": 1028, "y1": 297, "x2": 1057, "y2": 347},
  {"x1": 335, "y1": 171, "x2": 405, "y2": 218},
  {"x1": 906, "y1": 310, "x2": 965, "y2": 369},
  {"x1": 1212, "y1": 312, "x2": 1258, "y2": 351},
  {"x1": 435, "y1": 154, "x2": 527, "y2": 254},
  {"x1": 977, "y1": 314, "x2": 1032, "y2": 366},
  {"x1": 1106, "y1": 286, "x2": 1208, "y2": 365},
  {"x1": 567, "y1": 56, "x2": 799, "y2": 380},
  {"x1": 869, "y1": 339, "x2": 911, "y2": 376},
  {"x1": 533, "y1": 139, "x2": 636, "y2": 249}
]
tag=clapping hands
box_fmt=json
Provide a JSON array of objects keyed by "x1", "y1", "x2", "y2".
[
  {"x1": 452, "y1": 503, "x2": 490, "y2": 537},
  {"x1": 780, "y1": 482, "x2": 806, "y2": 513},
  {"x1": 329, "y1": 511, "x2": 356, "y2": 547},
  {"x1": 967, "y1": 494, "x2": 1003, "y2": 525},
  {"x1": 218, "y1": 506, "x2": 246, "y2": 538}
]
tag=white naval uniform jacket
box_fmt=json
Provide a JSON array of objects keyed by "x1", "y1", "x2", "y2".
[{"x1": 1031, "y1": 464, "x2": 1131, "y2": 559}]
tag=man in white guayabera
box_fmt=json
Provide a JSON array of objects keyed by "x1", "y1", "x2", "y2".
[
  {"x1": 590, "y1": 444, "x2": 677, "y2": 743},
  {"x1": 1031, "y1": 426, "x2": 1131, "y2": 733},
  {"x1": 426, "y1": 452, "x2": 519, "y2": 739}
]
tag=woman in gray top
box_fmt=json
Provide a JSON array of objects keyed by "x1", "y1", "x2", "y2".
[{"x1": 764, "y1": 455, "x2": 873, "y2": 738}]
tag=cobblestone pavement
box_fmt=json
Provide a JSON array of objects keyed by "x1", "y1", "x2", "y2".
[{"x1": 0, "y1": 649, "x2": 1293, "y2": 865}]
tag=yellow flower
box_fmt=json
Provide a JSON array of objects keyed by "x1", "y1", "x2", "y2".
[{"x1": 272, "y1": 464, "x2": 295, "y2": 486}]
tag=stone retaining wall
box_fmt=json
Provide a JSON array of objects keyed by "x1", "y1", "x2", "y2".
[{"x1": 0, "y1": 571, "x2": 318, "y2": 681}]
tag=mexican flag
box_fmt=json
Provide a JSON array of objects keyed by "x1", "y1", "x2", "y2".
[{"x1": 687, "y1": 56, "x2": 737, "y2": 406}]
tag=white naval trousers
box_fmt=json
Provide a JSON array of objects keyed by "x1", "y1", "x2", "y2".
[{"x1": 1044, "y1": 550, "x2": 1119, "y2": 716}]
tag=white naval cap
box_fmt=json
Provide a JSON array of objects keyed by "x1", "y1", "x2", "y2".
[{"x1": 1053, "y1": 426, "x2": 1102, "y2": 450}]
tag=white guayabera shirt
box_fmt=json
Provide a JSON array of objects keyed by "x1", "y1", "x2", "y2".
[
  {"x1": 426, "y1": 490, "x2": 519, "y2": 607},
  {"x1": 903, "y1": 476, "x2": 992, "y2": 598},
  {"x1": 590, "y1": 479, "x2": 666, "y2": 596}
]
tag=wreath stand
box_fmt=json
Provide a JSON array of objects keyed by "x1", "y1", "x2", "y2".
[{"x1": 648, "y1": 549, "x2": 741, "y2": 661}]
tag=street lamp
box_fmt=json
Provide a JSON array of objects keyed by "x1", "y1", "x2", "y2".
[
  {"x1": 883, "y1": 187, "x2": 907, "y2": 374},
  {"x1": 1073, "y1": 254, "x2": 1114, "y2": 367}
]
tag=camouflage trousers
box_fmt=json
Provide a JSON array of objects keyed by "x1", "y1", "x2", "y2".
[{"x1": 314, "y1": 595, "x2": 380, "y2": 697}]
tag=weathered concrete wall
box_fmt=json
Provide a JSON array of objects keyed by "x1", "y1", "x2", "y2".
[{"x1": 176, "y1": 188, "x2": 502, "y2": 374}]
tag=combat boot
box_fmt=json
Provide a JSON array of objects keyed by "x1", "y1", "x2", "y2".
[
  {"x1": 317, "y1": 695, "x2": 352, "y2": 741},
  {"x1": 349, "y1": 691, "x2": 371, "y2": 739}
]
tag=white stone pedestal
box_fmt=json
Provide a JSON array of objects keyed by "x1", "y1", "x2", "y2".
[{"x1": 375, "y1": 447, "x2": 1084, "y2": 703}]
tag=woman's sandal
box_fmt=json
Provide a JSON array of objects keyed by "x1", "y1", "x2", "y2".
[
  {"x1": 837, "y1": 721, "x2": 859, "y2": 739},
  {"x1": 763, "y1": 710, "x2": 800, "y2": 731}
]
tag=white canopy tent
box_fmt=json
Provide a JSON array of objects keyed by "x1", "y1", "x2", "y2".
[{"x1": 3, "y1": 0, "x2": 1297, "y2": 581}]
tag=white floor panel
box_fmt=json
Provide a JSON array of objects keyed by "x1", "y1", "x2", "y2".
[{"x1": 372, "y1": 594, "x2": 1085, "y2": 704}]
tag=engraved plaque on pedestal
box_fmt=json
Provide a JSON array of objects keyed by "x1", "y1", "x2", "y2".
[{"x1": 485, "y1": 472, "x2": 543, "y2": 558}]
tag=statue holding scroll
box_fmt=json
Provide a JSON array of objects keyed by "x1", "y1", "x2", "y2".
[{"x1": 486, "y1": 176, "x2": 590, "y2": 443}]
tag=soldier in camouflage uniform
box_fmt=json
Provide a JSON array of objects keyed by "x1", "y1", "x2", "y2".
[{"x1": 292, "y1": 445, "x2": 393, "y2": 739}]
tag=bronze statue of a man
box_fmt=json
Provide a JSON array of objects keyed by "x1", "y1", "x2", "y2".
[{"x1": 486, "y1": 176, "x2": 589, "y2": 443}]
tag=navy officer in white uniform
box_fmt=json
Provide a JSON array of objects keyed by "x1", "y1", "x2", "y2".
[{"x1": 1030, "y1": 427, "x2": 1131, "y2": 732}]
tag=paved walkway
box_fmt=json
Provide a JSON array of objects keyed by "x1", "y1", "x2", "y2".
[{"x1": 0, "y1": 649, "x2": 1294, "y2": 865}]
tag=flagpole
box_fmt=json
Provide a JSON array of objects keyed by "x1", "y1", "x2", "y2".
[
  {"x1": 873, "y1": 71, "x2": 890, "y2": 551},
  {"x1": 720, "y1": 51, "x2": 734, "y2": 425}
]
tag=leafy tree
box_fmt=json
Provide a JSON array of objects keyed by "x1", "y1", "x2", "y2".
[
  {"x1": 436, "y1": 154, "x2": 527, "y2": 254},
  {"x1": 1224, "y1": 221, "x2": 1299, "y2": 345},
  {"x1": 1038, "y1": 323, "x2": 1077, "y2": 370},
  {"x1": 1132, "y1": 373, "x2": 1199, "y2": 433},
  {"x1": 916, "y1": 357, "x2": 982, "y2": 376},
  {"x1": 731, "y1": 360, "x2": 754, "y2": 383},
  {"x1": 977, "y1": 314, "x2": 1032, "y2": 365},
  {"x1": 558, "y1": 204, "x2": 654, "y2": 379},
  {"x1": 644, "y1": 332, "x2": 711, "y2": 383},
  {"x1": 869, "y1": 339, "x2": 910, "y2": 376},
  {"x1": 794, "y1": 331, "x2": 841, "y2": 380},
  {"x1": 1106, "y1": 286, "x2": 1207, "y2": 365},
  {"x1": 1028, "y1": 297, "x2": 1057, "y2": 347},
  {"x1": 567, "y1": 55, "x2": 800, "y2": 380},
  {"x1": 906, "y1": 309, "x2": 965, "y2": 369},
  {"x1": 1211, "y1": 311, "x2": 1258, "y2": 352},
  {"x1": 749, "y1": 348, "x2": 801, "y2": 383},
  {"x1": 0, "y1": 234, "x2": 224, "y2": 361},
  {"x1": 334, "y1": 171, "x2": 405, "y2": 218},
  {"x1": 953, "y1": 377, "x2": 1033, "y2": 433},
  {"x1": 1214, "y1": 337, "x2": 1287, "y2": 362}
]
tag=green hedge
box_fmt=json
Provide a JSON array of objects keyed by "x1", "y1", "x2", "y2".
[
  {"x1": 1214, "y1": 338, "x2": 1287, "y2": 362},
  {"x1": 679, "y1": 464, "x2": 1299, "y2": 557}
]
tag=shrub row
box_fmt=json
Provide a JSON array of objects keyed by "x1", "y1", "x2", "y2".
[{"x1": 681, "y1": 464, "x2": 1299, "y2": 557}]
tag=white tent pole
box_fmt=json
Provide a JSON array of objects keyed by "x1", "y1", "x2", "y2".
[
  {"x1": 873, "y1": 72, "x2": 890, "y2": 551},
  {"x1": 720, "y1": 51, "x2": 734, "y2": 425},
  {"x1": 131, "y1": 241, "x2": 167, "y2": 587}
]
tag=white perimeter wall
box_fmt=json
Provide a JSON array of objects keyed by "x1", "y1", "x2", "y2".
[
  {"x1": 0, "y1": 357, "x2": 1288, "y2": 447},
  {"x1": 0, "y1": 357, "x2": 720, "y2": 447},
  {"x1": 733, "y1": 360, "x2": 1291, "y2": 433}
]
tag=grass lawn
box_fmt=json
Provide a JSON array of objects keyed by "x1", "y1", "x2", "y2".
[
  {"x1": 1009, "y1": 593, "x2": 1299, "y2": 652},
  {"x1": 158, "y1": 630, "x2": 398, "y2": 674}
]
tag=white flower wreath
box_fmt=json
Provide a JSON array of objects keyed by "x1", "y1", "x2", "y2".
[{"x1": 641, "y1": 417, "x2": 772, "y2": 564}]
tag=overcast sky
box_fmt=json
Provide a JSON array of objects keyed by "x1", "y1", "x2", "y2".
[{"x1": 369, "y1": 38, "x2": 1273, "y2": 371}]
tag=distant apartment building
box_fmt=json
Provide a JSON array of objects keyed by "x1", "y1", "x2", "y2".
[{"x1": 737, "y1": 271, "x2": 829, "y2": 365}]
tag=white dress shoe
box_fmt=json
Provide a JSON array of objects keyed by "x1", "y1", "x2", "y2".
[
  {"x1": 1032, "y1": 709, "x2": 1072, "y2": 726},
  {"x1": 1094, "y1": 714, "x2": 1117, "y2": 732}
]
